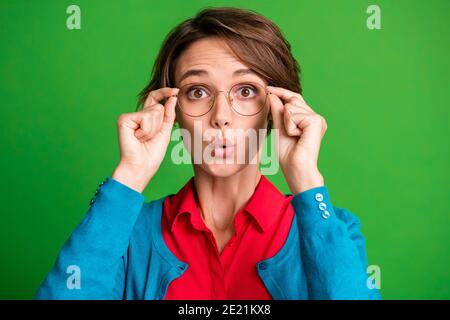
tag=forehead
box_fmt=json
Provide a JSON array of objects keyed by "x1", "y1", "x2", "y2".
[{"x1": 175, "y1": 37, "x2": 257, "y2": 85}]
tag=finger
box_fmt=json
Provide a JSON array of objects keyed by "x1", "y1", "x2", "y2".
[
  {"x1": 134, "y1": 116, "x2": 153, "y2": 141},
  {"x1": 284, "y1": 107, "x2": 303, "y2": 136},
  {"x1": 132, "y1": 106, "x2": 163, "y2": 141},
  {"x1": 267, "y1": 86, "x2": 306, "y2": 104},
  {"x1": 290, "y1": 100, "x2": 314, "y2": 113},
  {"x1": 268, "y1": 93, "x2": 285, "y2": 130},
  {"x1": 267, "y1": 85, "x2": 315, "y2": 115},
  {"x1": 147, "y1": 106, "x2": 164, "y2": 139},
  {"x1": 288, "y1": 113, "x2": 326, "y2": 144},
  {"x1": 144, "y1": 87, "x2": 179, "y2": 109},
  {"x1": 285, "y1": 103, "x2": 313, "y2": 116},
  {"x1": 161, "y1": 96, "x2": 178, "y2": 134},
  {"x1": 134, "y1": 128, "x2": 146, "y2": 139},
  {"x1": 118, "y1": 112, "x2": 140, "y2": 131}
]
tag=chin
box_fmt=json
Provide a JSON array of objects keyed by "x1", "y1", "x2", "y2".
[{"x1": 200, "y1": 162, "x2": 247, "y2": 178}]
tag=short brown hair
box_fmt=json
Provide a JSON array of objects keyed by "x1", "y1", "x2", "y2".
[{"x1": 136, "y1": 7, "x2": 302, "y2": 131}]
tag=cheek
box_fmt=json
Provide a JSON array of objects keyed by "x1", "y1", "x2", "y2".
[
  {"x1": 244, "y1": 114, "x2": 269, "y2": 131},
  {"x1": 177, "y1": 112, "x2": 196, "y2": 133},
  {"x1": 178, "y1": 117, "x2": 208, "y2": 149}
]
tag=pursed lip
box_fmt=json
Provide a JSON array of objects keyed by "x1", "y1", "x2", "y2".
[
  {"x1": 209, "y1": 137, "x2": 236, "y2": 158},
  {"x1": 212, "y1": 144, "x2": 235, "y2": 158},
  {"x1": 211, "y1": 137, "x2": 235, "y2": 148}
]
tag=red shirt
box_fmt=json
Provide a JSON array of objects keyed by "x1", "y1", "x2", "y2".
[{"x1": 162, "y1": 175, "x2": 294, "y2": 299}]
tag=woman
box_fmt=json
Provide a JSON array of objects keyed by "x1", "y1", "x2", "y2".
[{"x1": 36, "y1": 7, "x2": 380, "y2": 300}]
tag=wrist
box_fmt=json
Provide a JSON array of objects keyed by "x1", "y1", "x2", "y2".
[
  {"x1": 284, "y1": 166, "x2": 324, "y2": 194},
  {"x1": 111, "y1": 162, "x2": 154, "y2": 193}
]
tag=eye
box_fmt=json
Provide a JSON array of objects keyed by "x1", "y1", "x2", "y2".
[
  {"x1": 235, "y1": 85, "x2": 257, "y2": 99},
  {"x1": 186, "y1": 86, "x2": 210, "y2": 100}
]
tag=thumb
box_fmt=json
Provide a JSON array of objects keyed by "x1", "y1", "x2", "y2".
[
  {"x1": 268, "y1": 93, "x2": 284, "y2": 130},
  {"x1": 161, "y1": 95, "x2": 177, "y2": 134}
]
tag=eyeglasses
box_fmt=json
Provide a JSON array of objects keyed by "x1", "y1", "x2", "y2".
[{"x1": 174, "y1": 81, "x2": 269, "y2": 117}]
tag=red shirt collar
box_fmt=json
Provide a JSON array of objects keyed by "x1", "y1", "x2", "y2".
[{"x1": 166, "y1": 175, "x2": 288, "y2": 233}]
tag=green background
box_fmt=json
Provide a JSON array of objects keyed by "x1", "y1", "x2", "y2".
[{"x1": 1, "y1": 0, "x2": 449, "y2": 299}]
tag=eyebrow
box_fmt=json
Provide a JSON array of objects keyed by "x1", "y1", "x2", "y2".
[{"x1": 178, "y1": 68, "x2": 258, "y2": 84}]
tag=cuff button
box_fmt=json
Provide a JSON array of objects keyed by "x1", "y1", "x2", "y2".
[
  {"x1": 321, "y1": 210, "x2": 330, "y2": 219},
  {"x1": 314, "y1": 192, "x2": 324, "y2": 202},
  {"x1": 318, "y1": 202, "x2": 327, "y2": 211}
]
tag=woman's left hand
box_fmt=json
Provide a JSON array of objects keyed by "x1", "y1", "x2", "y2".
[{"x1": 267, "y1": 86, "x2": 327, "y2": 194}]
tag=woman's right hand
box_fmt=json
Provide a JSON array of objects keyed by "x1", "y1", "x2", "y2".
[{"x1": 112, "y1": 87, "x2": 179, "y2": 193}]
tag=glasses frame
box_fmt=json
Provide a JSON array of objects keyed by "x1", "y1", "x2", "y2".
[{"x1": 174, "y1": 81, "x2": 269, "y2": 117}]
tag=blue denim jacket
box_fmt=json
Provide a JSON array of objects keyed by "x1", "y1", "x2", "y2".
[{"x1": 35, "y1": 177, "x2": 381, "y2": 300}]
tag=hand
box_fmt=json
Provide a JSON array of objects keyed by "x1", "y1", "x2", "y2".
[
  {"x1": 112, "y1": 87, "x2": 179, "y2": 192},
  {"x1": 268, "y1": 86, "x2": 327, "y2": 194}
]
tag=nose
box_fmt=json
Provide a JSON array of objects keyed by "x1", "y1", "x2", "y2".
[{"x1": 210, "y1": 91, "x2": 232, "y2": 129}]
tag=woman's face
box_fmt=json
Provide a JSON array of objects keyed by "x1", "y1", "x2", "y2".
[{"x1": 174, "y1": 37, "x2": 271, "y2": 178}]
